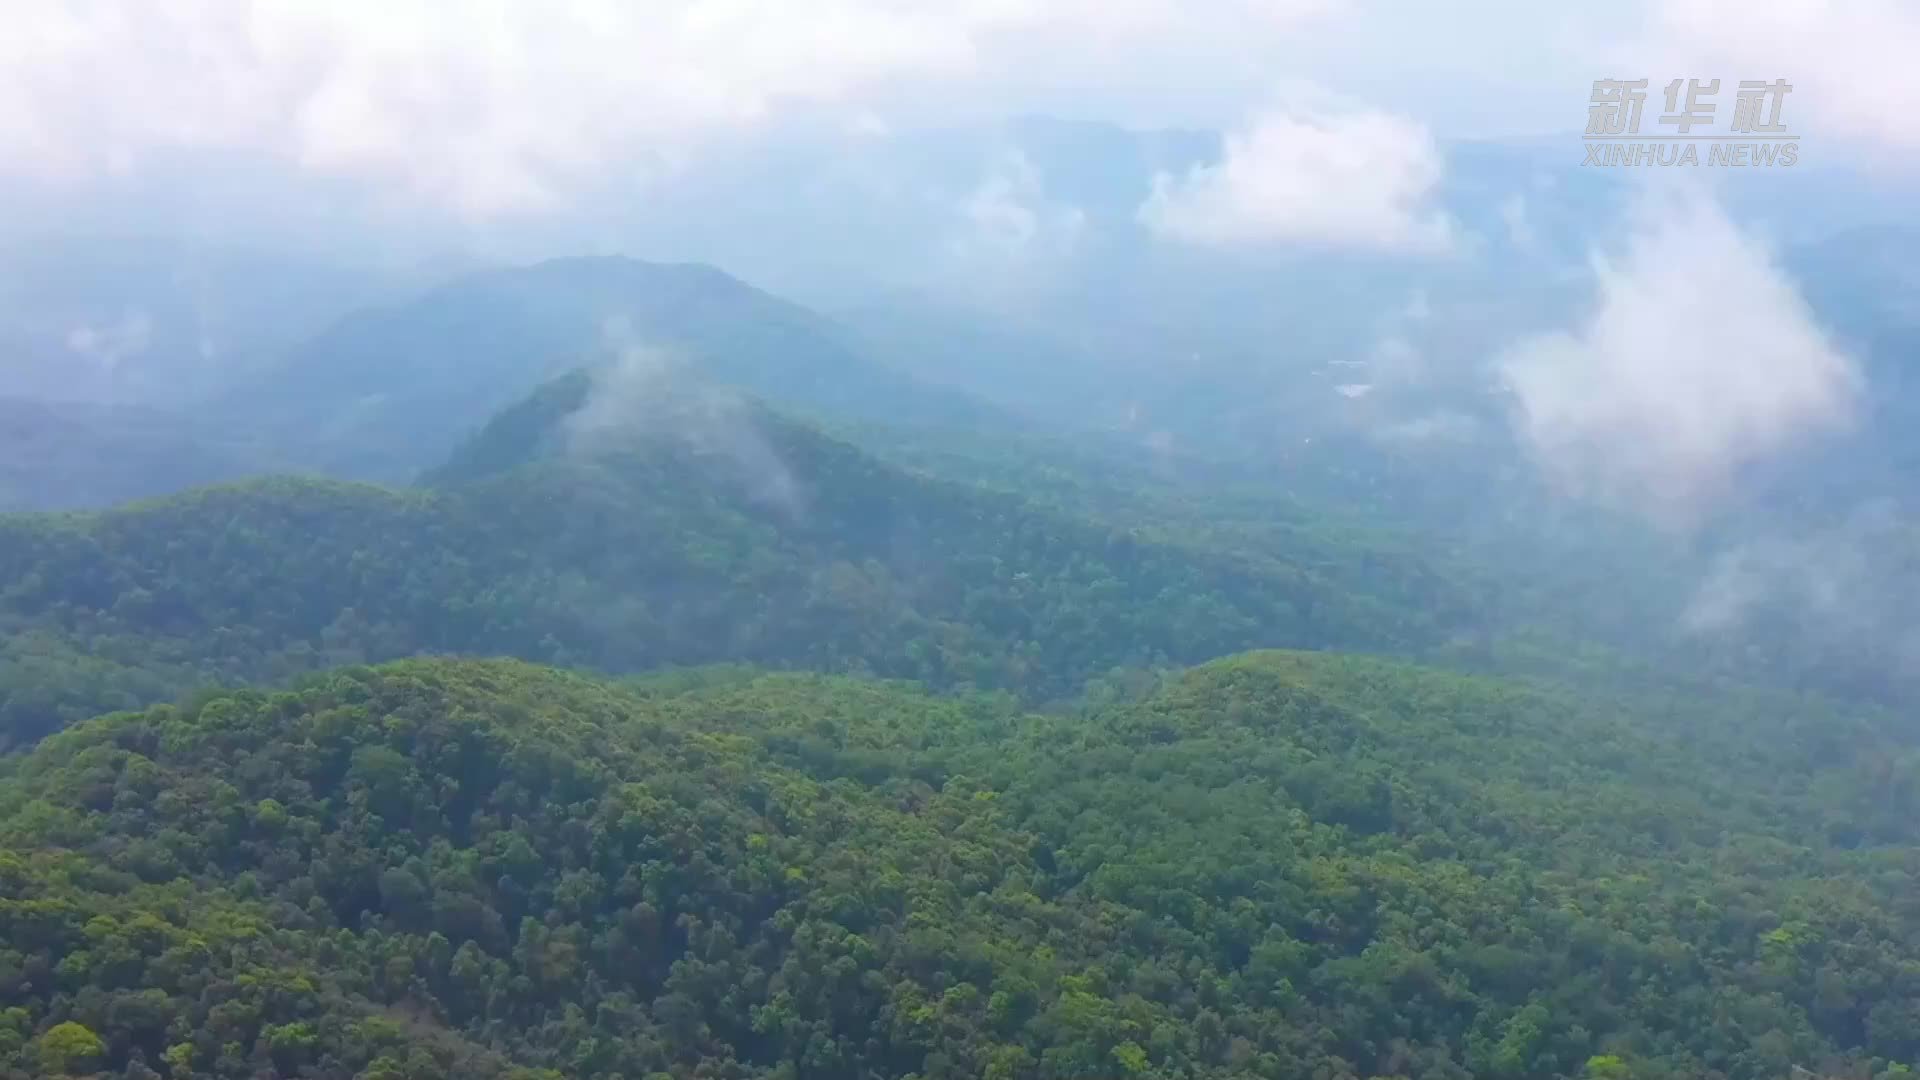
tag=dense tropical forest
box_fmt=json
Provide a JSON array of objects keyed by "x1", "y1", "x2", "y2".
[
  {"x1": 5, "y1": 241, "x2": 1920, "y2": 1080},
  {"x1": 4, "y1": 653, "x2": 1919, "y2": 1080},
  {"x1": 17, "y1": 0, "x2": 1920, "y2": 1073}
]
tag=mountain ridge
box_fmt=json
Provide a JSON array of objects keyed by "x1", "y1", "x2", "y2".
[{"x1": 0, "y1": 375, "x2": 1479, "y2": 747}]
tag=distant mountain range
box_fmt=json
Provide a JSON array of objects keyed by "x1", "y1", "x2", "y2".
[
  {"x1": 0, "y1": 236, "x2": 389, "y2": 406},
  {"x1": 214, "y1": 256, "x2": 1014, "y2": 483},
  {"x1": 0, "y1": 397, "x2": 281, "y2": 513},
  {"x1": 2, "y1": 254, "x2": 1017, "y2": 510}
]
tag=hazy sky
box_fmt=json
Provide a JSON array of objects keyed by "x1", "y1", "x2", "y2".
[
  {"x1": 4, "y1": 1, "x2": 1915, "y2": 227},
  {"x1": 8, "y1": 0, "x2": 1919, "y2": 674}
]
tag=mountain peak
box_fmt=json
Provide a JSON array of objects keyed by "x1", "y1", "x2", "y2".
[{"x1": 218, "y1": 255, "x2": 1011, "y2": 485}]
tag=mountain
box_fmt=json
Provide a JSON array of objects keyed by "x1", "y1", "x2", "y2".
[
  {"x1": 216, "y1": 256, "x2": 1011, "y2": 483},
  {"x1": 2, "y1": 651, "x2": 1916, "y2": 1080},
  {"x1": 0, "y1": 397, "x2": 288, "y2": 513},
  {"x1": 0, "y1": 234, "x2": 389, "y2": 407},
  {"x1": 0, "y1": 369, "x2": 1480, "y2": 748}
]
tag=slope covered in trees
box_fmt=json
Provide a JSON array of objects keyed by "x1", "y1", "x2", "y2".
[
  {"x1": 848, "y1": 415, "x2": 1920, "y2": 712},
  {"x1": 2, "y1": 653, "x2": 1917, "y2": 1080},
  {"x1": 0, "y1": 371, "x2": 1480, "y2": 747}
]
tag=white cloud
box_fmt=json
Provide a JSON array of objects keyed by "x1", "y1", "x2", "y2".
[
  {"x1": 1348, "y1": 292, "x2": 1432, "y2": 387},
  {"x1": 1137, "y1": 102, "x2": 1455, "y2": 252},
  {"x1": 5, "y1": 0, "x2": 1917, "y2": 227},
  {"x1": 0, "y1": 0, "x2": 1340, "y2": 216},
  {"x1": 1646, "y1": 0, "x2": 1920, "y2": 156},
  {"x1": 65, "y1": 311, "x2": 154, "y2": 374},
  {"x1": 948, "y1": 150, "x2": 1085, "y2": 263},
  {"x1": 1368, "y1": 334, "x2": 1425, "y2": 384},
  {"x1": 1499, "y1": 186, "x2": 1859, "y2": 521}
]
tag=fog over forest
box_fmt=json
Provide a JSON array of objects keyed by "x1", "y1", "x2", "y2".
[{"x1": 4, "y1": 5, "x2": 1920, "y2": 1080}]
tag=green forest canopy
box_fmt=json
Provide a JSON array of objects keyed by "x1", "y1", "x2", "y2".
[
  {"x1": 7, "y1": 363, "x2": 1920, "y2": 1080},
  {"x1": 3, "y1": 653, "x2": 1919, "y2": 1079}
]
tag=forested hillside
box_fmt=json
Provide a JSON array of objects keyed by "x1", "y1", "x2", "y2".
[
  {"x1": 10, "y1": 9, "x2": 1920, "y2": 1080},
  {"x1": 0, "y1": 372, "x2": 1478, "y2": 748},
  {"x1": 3, "y1": 654, "x2": 1916, "y2": 1080},
  {"x1": 849, "y1": 416, "x2": 1920, "y2": 710}
]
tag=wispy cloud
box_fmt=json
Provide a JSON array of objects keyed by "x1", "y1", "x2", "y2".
[
  {"x1": 568, "y1": 324, "x2": 801, "y2": 516},
  {"x1": 948, "y1": 150, "x2": 1086, "y2": 264},
  {"x1": 1499, "y1": 195, "x2": 1535, "y2": 253},
  {"x1": 1682, "y1": 500, "x2": 1920, "y2": 688},
  {"x1": 64, "y1": 311, "x2": 154, "y2": 374},
  {"x1": 1499, "y1": 186, "x2": 1859, "y2": 522}
]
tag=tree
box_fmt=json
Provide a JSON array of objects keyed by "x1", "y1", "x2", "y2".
[
  {"x1": 36, "y1": 1022, "x2": 106, "y2": 1076},
  {"x1": 1584, "y1": 1055, "x2": 1633, "y2": 1079}
]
